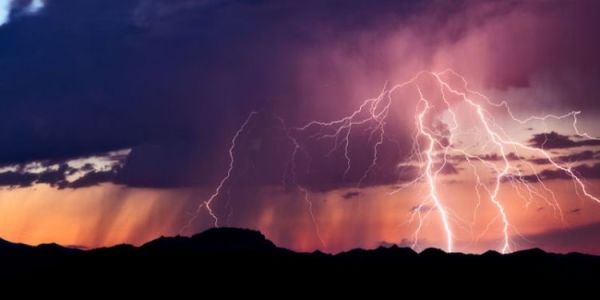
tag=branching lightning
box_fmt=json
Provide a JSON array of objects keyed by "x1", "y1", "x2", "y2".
[
  {"x1": 180, "y1": 112, "x2": 257, "y2": 233},
  {"x1": 183, "y1": 70, "x2": 600, "y2": 254}
]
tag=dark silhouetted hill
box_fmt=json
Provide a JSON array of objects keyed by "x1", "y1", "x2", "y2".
[
  {"x1": 141, "y1": 228, "x2": 279, "y2": 253},
  {"x1": 1, "y1": 227, "x2": 599, "y2": 291}
]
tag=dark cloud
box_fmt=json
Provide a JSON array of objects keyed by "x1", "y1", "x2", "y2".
[
  {"x1": 528, "y1": 158, "x2": 551, "y2": 165},
  {"x1": 446, "y1": 152, "x2": 523, "y2": 163},
  {"x1": 34, "y1": 163, "x2": 72, "y2": 188},
  {"x1": 341, "y1": 191, "x2": 360, "y2": 200},
  {"x1": 528, "y1": 150, "x2": 598, "y2": 165},
  {"x1": 516, "y1": 163, "x2": 600, "y2": 183},
  {"x1": 0, "y1": 166, "x2": 118, "y2": 189},
  {"x1": 0, "y1": 171, "x2": 37, "y2": 188},
  {"x1": 113, "y1": 143, "x2": 206, "y2": 188},
  {"x1": 1, "y1": 0, "x2": 600, "y2": 191},
  {"x1": 0, "y1": 150, "x2": 126, "y2": 189},
  {"x1": 0, "y1": 0, "x2": 431, "y2": 190},
  {"x1": 0, "y1": 168, "x2": 65, "y2": 189},
  {"x1": 469, "y1": 1, "x2": 600, "y2": 111},
  {"x1": 528, "y1": 132, "x2": 600, "y2": 149},
  {"x1": 479, "y1": 152, "x2": 523, "y2": 161},
  {"x1": 69, "y1": 169, "x2": 119, "y2": 189}
]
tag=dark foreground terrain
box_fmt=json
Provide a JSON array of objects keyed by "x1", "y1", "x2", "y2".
[{"x1": 1, "y1": 228, "x2": 599, "y2": 291}]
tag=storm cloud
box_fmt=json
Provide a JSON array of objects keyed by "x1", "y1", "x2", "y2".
[
  {"x1": 1, "y1": 0, "x2": 600, "y2": 192},
  {"x1": 528, "y1": 150, "x2": 599, "y2": 165},
  {"x1": 528, "y1": 132, "x2": 600, "y2": 150},
  {"x1": 515, "y1": 163, "x2": 600, "y2": 183}
]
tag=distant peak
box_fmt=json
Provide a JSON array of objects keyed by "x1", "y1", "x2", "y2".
[{"x1": 142, "y1": 227, "x2": 278, "y2": 253}]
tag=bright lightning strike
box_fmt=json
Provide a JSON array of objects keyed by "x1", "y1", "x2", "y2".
[
  {"x1": 415, "y1": 88, "x2": 454, "y2": 252},
  {"x1": 183, "y1": 70, "x2": 600, "y2": 254},
  {"x1": 180, "y1": 112, "x2": 257, "y2": 233}
]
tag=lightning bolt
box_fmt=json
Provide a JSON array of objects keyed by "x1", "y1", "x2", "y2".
[
  {"x1": 415, "y1": 88, "x2": 454, "y2": 252},
  {"x1": 180, "y1": 112, "x2": 257, "y2": 233},
  {"x1": 184, "y1": 70, "x2": 600, "y2": 254}
]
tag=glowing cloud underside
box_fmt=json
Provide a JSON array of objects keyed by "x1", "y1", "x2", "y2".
[
  {"x1": 0, "y1": 0, "x2": 45, "y2": 26},
  {"x1": 0, "y1": 0, "x2": 12, "y2": 26},
  {"x1": 26, "y1": 0, "x2": 44, "y2": 14},
  {"x1": 185, "y1": 70, "x2": 600, "y2": 254}
]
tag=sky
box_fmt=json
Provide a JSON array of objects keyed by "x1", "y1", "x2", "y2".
[{"x1": 1, "y1": 0, "x2": 600, "y2": 254}]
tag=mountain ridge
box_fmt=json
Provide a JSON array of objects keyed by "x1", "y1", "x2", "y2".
[
  {"x1": 0, "y1": 227, "x2": 597, "y2": 257},
  {"x1": 1, "y1": 227, "x2": 599, "y2": 288}
]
